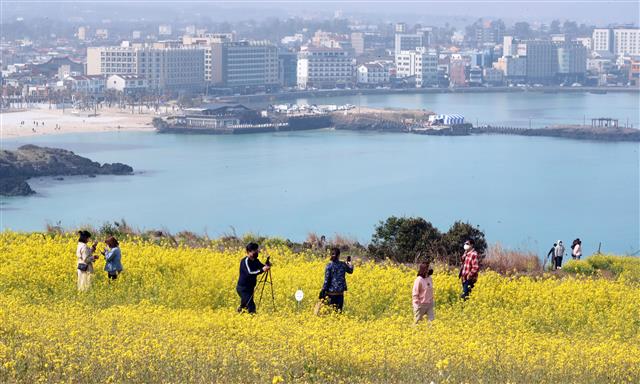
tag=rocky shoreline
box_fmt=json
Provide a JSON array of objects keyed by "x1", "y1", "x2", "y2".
[{"x1": 0, "y1": 145, "x2": 133, "y2": 196}]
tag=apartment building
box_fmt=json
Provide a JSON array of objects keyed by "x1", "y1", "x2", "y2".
[
  {"x1": 593, "y1": 28, "x2": 640, "y2": 56},
  {"x1": 210, "y1": 40, "x2": 279, "y2": 89},
  {"x1": 296, "y1": 46, "x2": 354, "y2": 89},
  {"x1": 86, "y1": 43, "x2": 204, "y2": 91},
  {"x1": 395, "y1": 48, "x2": 438, "y2": 87},
  {"x1": 524, "y1": 40, "x2": 558, "y2": 83}
]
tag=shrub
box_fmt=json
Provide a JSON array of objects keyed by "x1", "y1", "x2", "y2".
[
  {"x1": 483, "y1": 243, "x2": 541, "y2": 274},
  {"x1": 368, "y1": 216, "x2": 441, "y2": 263},
  {"x1": 561, "y1": 260, "x2": 595, "y2": 275}
]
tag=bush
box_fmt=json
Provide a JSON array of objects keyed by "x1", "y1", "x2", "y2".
[
  {"x1": 368, "y1": 216, "x2": 441, "y2": 263},
  {"x1": 438, "y1": 221, "x2": 487, "y2": 265},
  {"x1": 563, "y1": 260, "x2": 595, "y2": 275}
]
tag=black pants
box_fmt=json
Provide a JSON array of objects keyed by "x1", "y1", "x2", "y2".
[
  {"x1": 236, "y1": 286, "x2": 256, "y2": 313},
  {"x1": 107, "y1": 271, "x2": 119, "y2": 280},
  {"x1": 555, "y1": 256, "x2": 563, "y2": 269},
  {"x1": 327, "y1": 294, "x2": 344, "y2": 311}
]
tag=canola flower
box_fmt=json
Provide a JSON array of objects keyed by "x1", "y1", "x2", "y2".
[{"x1": 0, "y1": 231, "x2": 639, "y2": 383}]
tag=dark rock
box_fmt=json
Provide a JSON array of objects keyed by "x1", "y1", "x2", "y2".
[
  {"x1": 88, "y1": 174, "x2": 96, "y2": 178},
  {"x1": 54, "y1": 177, "x2": 64, "y2": 181},
  {"x1": 0, "y1": 177, "x2": 35, "y2": 196},
  {"x1": 0, "y1": 145, "x2": 134, "y2": 196}
]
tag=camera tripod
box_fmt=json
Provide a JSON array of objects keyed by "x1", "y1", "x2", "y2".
[{"x1": 252, "y1": 256, "x2": 276, "y2": 311}]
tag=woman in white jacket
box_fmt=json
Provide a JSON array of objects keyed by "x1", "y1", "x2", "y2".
[{"x1": 77, "y1": 230, "x2": 98, "y2": 291}]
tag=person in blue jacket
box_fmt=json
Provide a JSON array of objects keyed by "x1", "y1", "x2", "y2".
[
  {"x1": 320, "y1": 248, "x2": 354, "y2": 312},
  {"x1": 103, "y1": 236, "x2": 123, "y2": 280},
  {"x1": 236, "y1": 242, "x2": 270, "y2": 313}
]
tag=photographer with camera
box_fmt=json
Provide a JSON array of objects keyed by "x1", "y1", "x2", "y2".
[
  {"x1": 236, "y1": 242, "x2": 270, "y2": 314},
  {"x1": 319, "y1": 248, "x2": 354, "y2": 312}
]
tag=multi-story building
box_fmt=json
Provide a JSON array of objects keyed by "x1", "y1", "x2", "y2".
[
  {"x1": 576, "y1": 37, "x2": 593, "y2": 51},
  {"x1": 106, "y1": 74, "x2": 148, "y2": 94},
  {"x1": 356, "y1": 63, "x2": 390, "y2": 85},
  {"x1": 556, "y1": 42, "x2": 587, "y2": 82},
  {"x1": 278, "y1": 51, "x2": 298, "y2": 88},
  {"x1": 296, "y1": 46, "x2": 354, "y2": 89},
  {"x1": 351, "y1": 32, "x2": 365, "y2": 55},
  {"x1": 593, "y1": 28, "x2": 613, "y2": 52},
  {"x1": 524, "y1": 40, "x2": 558, "y2": 83},
  {"x1": 182, "y1": 33, "x2": 233, "y2": 82},
  {"x1": 86, "y1": 43, "x2": 204, "y2": 91},
  {"x1": 395, "y1": 48, "x2": 438, "y2": 87},
  {"x1": 468, "y1": 66, "x2": 483, "y2": 86},
  {"x1": 210, "y1": 40, "x2": 278, "y2": 90},
  {"x1": 613, "y1": 28, "x2": 640, "y2": 56},
  {"x1": 593, "y1": 28, "x2": 640, "y2": 56},
  {"x1": 483, "y1": 67, "x2": 504, "y2": 85},
  {"x1": 394, "y1": 33, "x2": 423, "y2": 56},
  {"x1": 66, "y1": 75, "x2": 106, "y2": 94},
  {"x1": 494, "y1": 56, "x2": 527, "y2": 82},
  {"x1": 449, "y1": 60, "x2": 467, "y2": 87}
]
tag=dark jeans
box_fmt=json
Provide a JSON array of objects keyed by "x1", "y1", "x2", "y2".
[
  {"x1": 327, "y1": 294, "x2": 344, "y2": 312},
  {"x1": 236, "y1": 286, "x2": 256, "y2": 314},
  {"x1": 461, "y1": 280, "x2": 475, "y2": 300},
  {"x1": 107, "y1": 271, "x2": 119, "y2": 280},
  {"x1": 555, "y1": 256, "x2": 563, "y2": 269}
]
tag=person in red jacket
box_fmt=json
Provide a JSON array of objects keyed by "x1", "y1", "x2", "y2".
[{"x1": 459, "y1": 239, "x2": 480, "y2": 300}]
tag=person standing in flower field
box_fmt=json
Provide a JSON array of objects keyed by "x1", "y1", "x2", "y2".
[
  {"x1": 554, "y1": 240, "x2": 565, "y2": 270},
  {"x1": 76, "y1": 230, "x2": 98, "y2": 291},
  {"x1": 546, "y1": 243, "x2": 557, "y2": 270},
  {"x1": 236, "y1": 242, "x2": 270, "y2": 314},
  {"x1": 320, "y1": 248, "x2": 354, "y2": 312},
  {"x1": 571, "y1": 238, "x2": 582, "y2": 260},
  {"x1": 459, "y1": 239, "x2": 479, "y2": 300},
  {"x1": 412, "y1": 262, "x2": 435, "y2": 324},
  {"x1": 103, "y1": 236, "x2": 123, "y2": 280}
]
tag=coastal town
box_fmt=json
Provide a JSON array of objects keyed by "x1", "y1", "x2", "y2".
[{"x1": 2, "y1": 11, "x2": 639, "y2": 111}]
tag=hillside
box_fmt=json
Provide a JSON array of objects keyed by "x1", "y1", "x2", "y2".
[{"x1": 0, "y1": 232, "x2": 638, "y2": 383}]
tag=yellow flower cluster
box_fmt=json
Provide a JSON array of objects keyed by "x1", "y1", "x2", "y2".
[{"x1": 0, "y1": 232, "x2": 639, "y2": 383}]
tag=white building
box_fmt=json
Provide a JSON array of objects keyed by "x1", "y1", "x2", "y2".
[
  {"x1": 159, "y1": 25, "x2": 172, "y2": 36},
  {"x1": 593, "y1": 28, "x2": 612, "y2": 52},
  {"x1": 67, "y1": 75, "x2": 106, "y2": 94},
  {"x1": 87, "y1": 43, "x2": 204, "y2": 91},
  {"x1": 106, "y1": 74, "x2": 148, "y2": 94},
  {"x1": 356, "y1": 63, "x2": 390, "y2": 85},
  {"x1": 576, "y1": 37, "x2": 593, "y2": 51},
  {"x1": 95, "y1": 29, "x2": 109, "y2": 39},
  {"x1": 395, "y1": 48, "x2": 438, "y2": 87},
  {"x1": 593, "y1": 28, "x2": 640, "y2": 56},
  {"x1": 182, "y1": 33, "x2": 234, "y2": 82},
  {"x1": 297, "y1": 46, "x2": 354, "y2": 89},
  {"x1": 613, "y1": 28, "x2": 640, "y2": 56},
  {"x1": 77, "y1": 26, "x2": 87, "y2": 41}
]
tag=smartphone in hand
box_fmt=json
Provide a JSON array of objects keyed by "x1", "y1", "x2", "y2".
[{"x1": 346, "y1": 256, "x2": 352, "y2": 262}]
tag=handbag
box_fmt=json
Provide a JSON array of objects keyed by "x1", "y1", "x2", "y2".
[{"x1": 77, "y1": 263, "x2": 88, "y2": 272}]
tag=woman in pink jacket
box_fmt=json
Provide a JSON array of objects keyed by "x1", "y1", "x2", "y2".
[{"x1": 412, "y1": 262, "x2": 434, "y2": 324}]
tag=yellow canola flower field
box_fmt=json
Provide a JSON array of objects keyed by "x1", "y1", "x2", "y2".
[{"x1": 0, "y1": 232, "x2": 639, "y2": 383}]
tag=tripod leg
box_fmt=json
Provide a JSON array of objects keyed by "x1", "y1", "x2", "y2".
[
  {"x1": 258, "y1": 271, "x2": 268, "y2": 307},
  {"x1": 268, "y1": 270, "x2": 276, "y2": 310}
]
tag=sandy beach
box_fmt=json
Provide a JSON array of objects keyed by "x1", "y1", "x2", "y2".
[{"x1": 1, "y1": 107, "x2": 156, "y2": 139}]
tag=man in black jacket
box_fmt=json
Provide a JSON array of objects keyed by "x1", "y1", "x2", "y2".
[{"x1": 236, "y1": 242, "x2": 270, "y2": 313}]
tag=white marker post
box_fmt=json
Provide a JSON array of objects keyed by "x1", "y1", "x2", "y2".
[{"x1": 294, "y1": 289, "x2": 304, "y2": 311}]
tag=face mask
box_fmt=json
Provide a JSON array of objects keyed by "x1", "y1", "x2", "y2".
[{"x1": 463, "y1": 244, "x2": 471, "y2": 251}]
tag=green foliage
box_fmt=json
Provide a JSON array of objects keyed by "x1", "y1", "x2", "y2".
[
  {"x1": 368, "y1": 216, "x2": 441, "y2": 263},
  {"x1": 562, "y1": 260, "x2": 595, "y2": 275}
]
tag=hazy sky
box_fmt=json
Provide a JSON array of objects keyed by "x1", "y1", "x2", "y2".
[{"x1": 2, "y1": 1, "x2": 639, "y2": 26}]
